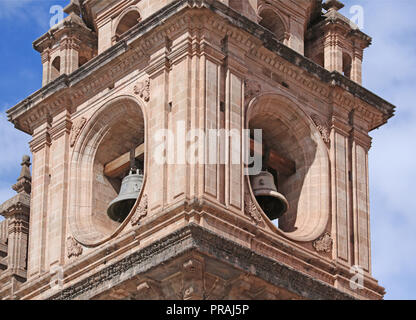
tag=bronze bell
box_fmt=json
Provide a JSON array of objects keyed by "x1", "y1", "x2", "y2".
[
  {"x1": 107, "y1": 169, "x2": 144, "y2": 223},
  {"x1": 250, "y1": 171, "x2": 289, "y2": 220}
]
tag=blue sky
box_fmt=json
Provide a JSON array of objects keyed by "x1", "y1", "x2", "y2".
[{"x1": 0, "y1": 0, "x2": 415, "y2": 299}]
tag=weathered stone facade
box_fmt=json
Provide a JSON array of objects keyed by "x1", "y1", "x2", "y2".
[{"x1": 0, "y1": 0, "x2": 395, "y2": 300}]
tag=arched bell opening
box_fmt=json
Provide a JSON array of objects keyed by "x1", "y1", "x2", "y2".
[
  {"x1": 92, "y1": 110, "x2": 145, "y2": 227},
  {"x1": 246, "y1": 94, "x2": 330, "y2": 242},
  {"x1": 51, "y1": 56, "x2": 61, "y2": 81},
  {"x1": 248, "y1": 113, "x2": 305, "y2": 228},
  {"x1": 69, "y1": 96, "x2": 147, "y2": 246},
  {"x1": 342, "y1": 52, "x2": 352, "y2": 79},
  {"x1": 258, "y1": 7, "x2": 287, "y2": 42}
]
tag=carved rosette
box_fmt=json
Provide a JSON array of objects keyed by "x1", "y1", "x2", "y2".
[
  {"x1": 313, "y1": 232, "x2": 333, "y2": 253},
  {"x1": 244, "y1": 192, "x2": 264, "y2": 226},
  {"x1": 70, "y1": 117, "x2": 87, "y2": 147},
  {"x1": 311, "y1": 114, "x2": 330, "y2": 145},
  {"x1": 244, "y1": 79, "x2": 261, "y2": 102},
  {"x1": 131, "y1": 194, "x2": 148, "y2": 226},
  {"x1": 67, "y1": 236, "x2": 83, "y2": 259},
  {"x1": 134, "y1": 79, "x2": 150, "y2": 102}
]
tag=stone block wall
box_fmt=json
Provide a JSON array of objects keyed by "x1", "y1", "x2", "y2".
[{"x1": 5, "y1": 0, "x2": 393, "y2": 300}]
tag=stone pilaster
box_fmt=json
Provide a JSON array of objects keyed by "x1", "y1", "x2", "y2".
[
  {"x1": 330, "y1": 103, "x2": 353, "y2": 267},
  {"x1": 146, "y1": 38, "x2": 171, "y2": 213},
  {"x1": 324, "y1": 29, "x2": 343, "y2": 73},
  {"x1": 47, "y1": 110, "x2": 72, "y2": 267},
  {"x1": 41, "y1": 49, "x2": 51, "y2": 87},
  {"x1": 351, "y1": 49, "x2": 363, "y2": 84},
  {"x1": 27, "y1": 122, "x2": 51, "y2": 279},
  {"x1": 60, "y1": 37, "x2": 80, "y2": 75},
  {"x1": 223, "y1": 36, "x2": 247, "y2": 212},
  {"x1": 350, "y1": 125, "x2": 372, "y2": 274}
]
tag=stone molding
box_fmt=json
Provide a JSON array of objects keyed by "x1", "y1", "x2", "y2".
[
  {"x1": 0, "y1": 193, "x2": 31, "y2": 218},
  {"x1": 48, "y1": 224, "x2": 355, "y2": 300},
  {"x1": 70, "y1": 117, "x2": 87, "y2": 147},
  {"x1": 7, "y1": 0, "x2": 394, "y2": 135}
]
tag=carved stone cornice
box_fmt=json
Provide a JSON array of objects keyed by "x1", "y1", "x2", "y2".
[
  {"x1": 47, "y1": 224, "x2": 357, "y2": 301},
  {"x1": 8, "y1": 0, "x2": 394, "y2": 135},
  {"x1": 0, "y1": 193, "x2": 31, "y2": 219},
  {"x1": 354, "y1": 103, "x2": 385, "y2": 130}
]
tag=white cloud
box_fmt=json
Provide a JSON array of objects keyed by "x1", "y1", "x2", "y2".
[
  {"x1": 0, "y1": 110, "x2": 31, "y2": 184},
  {"x1": 0, "y1": 105, "x2": 31, "y2": 221},
  {"x1": 0, "y1": 186, "x2": 15, "y2": 222},
  {"x1": 340, "y1": 0, "x2": 416, "y2": 299},
  {"x1": 0, "y1": 0, "x2": 53, "y2": 31},
  {"x1": 0, "y1": 0, "x2": 35, "y2": 19},
  {"x1": 0, "y1": 186, "x2": 15, "y2": 206}
]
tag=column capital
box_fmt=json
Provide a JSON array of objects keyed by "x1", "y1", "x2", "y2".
[
  {"x1": 350, "y1": 128, "x2": 372, "y2": 150},
  {"x1": 49, "y1": 111, "x2": 72, "y2": 141}
]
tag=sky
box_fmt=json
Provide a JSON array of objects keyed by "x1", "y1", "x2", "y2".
[{"x1": 0, "y1": 0, "x2": 415, "y2": 300}]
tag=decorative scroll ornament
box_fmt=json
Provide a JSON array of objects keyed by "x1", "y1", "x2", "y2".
[
  {"x1": 311, "y1": 114, "x2": 330, "y2": 144},
  {"x1": 134, "y1": 79, "x2": 150, "y2": 102},
  {"x1": 244, "y1": 192, "x2": 263, "y2": 225},
  {"x1": 70, "y1": 117, "x2": 87, "y2": 147},
  {"x1": 313, "y1": 232, "x2": 333, "y2": 253},
  {"x1": 131, "y1": 194, "x2": 148, "y2": 226},
  {"x1": 244, "y1": 79, "x2": 261, "y2": 102},
  {"x1": 67, "y1": 236, "x2": 83, "y2": 259}
]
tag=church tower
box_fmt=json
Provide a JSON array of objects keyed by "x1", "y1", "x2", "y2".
[{"x1": 0, "y1": 0, "x2": 395, "y2": 300}]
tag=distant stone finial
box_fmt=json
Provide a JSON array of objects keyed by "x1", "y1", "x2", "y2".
[
  {"x1": 323, "y1": 0, "x2": 345, "y2": 12},
  {"x1": 12, "y1": 155, "x2": 32, "y2": 194}
]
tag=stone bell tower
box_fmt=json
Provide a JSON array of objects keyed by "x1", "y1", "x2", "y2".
[{"x1": 1, "y1": 0, "x2": 395, "y2": 300}]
